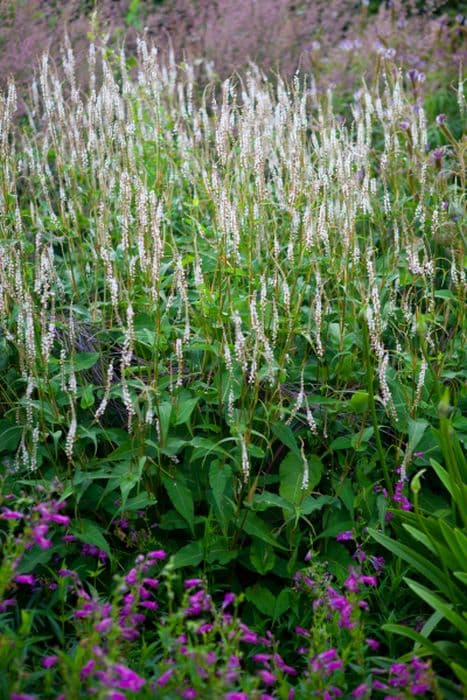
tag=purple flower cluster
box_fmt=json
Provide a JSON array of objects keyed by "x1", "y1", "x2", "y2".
[{"x1": 373, "y1": 657, "x2": 437, "y2": 696}]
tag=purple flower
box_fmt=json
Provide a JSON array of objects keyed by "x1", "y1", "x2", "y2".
[
  {"x1": 436, "y1": 114, "x2": 447, "y2": 125},
  {"x1": 147, "y1": 549, "x2": 166, "y2": 560},
  {"x1": 183, "y1": 578, "x2": 203, "y2": 589},
  {"x1": 140, "y1": 600, "x2": 158, "y2": 610},
  {"x1": 222, "y1": 592, "x2": 236, "y2": 608},
  {"x1": 197, "y1": 623, "x2": 213, "y2": 634},
  {"x1": 225, "y1": 694, "x2": 249, "y2": 700},
  {"x1": 14, "y1": 574, "x2": 35, "y2": 585},
  {"x1": 181, "y1": 689, "x2": 197, "y2": 699},
  {"x1": 49, "y1": 514, "x2": 70, "y2": 525},
  {"x1": 42, "y1": 655, "x2": 59, "y2": 668},
  {"x1": 352, "y1": 684, "x2": 368, "y2": 698},
  {"x1": 258, "y1": 670, "x2": 276, "y2": 685},
  {"x1": 365, "y1": 637, "x2": 380, "y2": 650},
  {"x1": 113, "y1": 663, "x2": 145, "y2": 691},
  {"x1": 80, "y1": 660, "x2": 95, "y2": 679},
  {"x1": 10, "y1": 694, "x2": 36, "y2": 700},
  {"x1": 294, "y1": 626, "x2": 310, "y2": 637},
  {"x1": 0, "y1": 508, "x2": 24, "y2": 519},
  {"x1": 274, "y1": 653, "x2": 296, "y2": 675},
  {"x1": 336, "y1": 530, "x2": 354, "y2": 541},
  {"x1": 143, "y1": 577, "x2": 159, "y2": 589},
  {"x1": 95, "y1": 618, "x2": 113, "y2": 633},
  {"x1": 156, "y1": 669, "x2": 174, "y2": 687}
]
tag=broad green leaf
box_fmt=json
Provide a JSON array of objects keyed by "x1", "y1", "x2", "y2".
[
  {"x1": 242, "y1": 512, "x2": 287, "y2": 550},
  {"x1": 300, "y1": 495, "x2": 335, "y2": 515},
  {"x1": 273, "y1": 588, "x2": 291, "y2": 621},
  {"x1": 272, "y1": 422, "x2": 300, "y2": 457},
  {"x1": 279, "y1": 452, "x2": 321, "y2": 506},
  {"x1": 171, "y1": 541, "x2": 204, "y2": 569},
  {"x1": 407, "y1": 418, "x2": 429, "y2": 454},
  {"x1": 0, "y1": 424, "x2": 22, "y2": 452},
  {"x1": 252, "y1": 492, "x2": 293, "y2": 513},
  {"x1": 158, "y1": 402, "x2": 172, "y2": 446},
  {"x1": 245, "y1": 584, "x2": 276, "y2": 617},
  {"x1": 209, "y1": 461, "x2": 232, "y2": 511},
  {"x1": 249, "y1": 539, "x2": 276, "y2": 574},
  {"x1": 349, "y1": 391, "x2": 369, "y2": 413},
  {"x1": 72, "y1": 518, "x2": 110, "y2": 558},
  {"x1": 80, "y1": 385, "x2": 95, "y2": 409},
  {"x1": 330, "y1": 436, "x2": 352, "y2": 450},
  {"x1": 16, "y1": 546, "x2": 53, "y2": 574},
  {"x1": 163, "y1": 476, "x2": 195, "y2": 535},
  {"x1": 73, "y1": 352, "x2": 100, "y2": 371},
  {"x1": 174, "y1": 398, "x2": 199, "y2": 425}
]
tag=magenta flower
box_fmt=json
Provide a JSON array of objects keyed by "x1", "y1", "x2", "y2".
[
  {"x1": 113, "y1": 663, "x2": 145, "y2": 691},
  {"x1": 80, "y1": 660, "x2": 96, "y2": 679},
  {"x1": 147, "y1": 549, "x2": 166, "y2": 560},
  {"x1": 352, "y1": 683, "x2": 369, "y2": 698},
  {"x1": 157, "y1": 669, "x2": 174, "y2": 687},
  {"x1": 0, "y1": 508, "x2": 24, "y2": 519},
  {"x1": 197, "y1": 622, "x2": 213, "y2": 634},
  {"x1": 183, "y1": 578, "x2": 203, "y2": 589},
  {"x1": 258, "y1": 670, "x2": 276, "y2": 685},
  {"x1": 222, "y1": 591, "x2": 236, "y2": 608},
  {"x1": 143, "y1": 577, "x2": 159, "y2": 589},
  {"x1": 225, "y1": 694, "x2": 249, "y2": 700},
  {"x1": 95, "y1": 618, "x2": 113, "y2": 633},
  {"x1": 42, "y1": 655, "x2": 59, "y2": 668},
  {"x1": 336, "y1": 530, "x2": 354, "y2": 541},
  {"x1": 14, "y1": 574, "x2": 35, "y2": 585},
  {"x1": 181, "y1": 689, "x2": 197, "y2": 699}
]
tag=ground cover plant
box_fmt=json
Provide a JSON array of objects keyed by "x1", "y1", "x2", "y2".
[{"x1": 0, "y1": 27, "x2": 466, "y2": 699}]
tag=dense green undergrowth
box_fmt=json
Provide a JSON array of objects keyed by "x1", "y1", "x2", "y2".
[{"x1": 0, "y1": 37, "x2": 466, "y2": 699}]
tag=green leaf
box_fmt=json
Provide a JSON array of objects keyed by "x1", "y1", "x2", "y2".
[
  {"x1": 174, "y1": 398, "x2": 199, "y2": 425},
  {"x1": 249, "y1": 539, "x2": 276, "y2": 574},
  {"x1": 330, "y1": 436, "x2": 352, "y2": 450},
  {"x1": 404, "y1": 578, "x2": 467, "y2": 637},
  {"x1": 209, "y1": 461, "x2": 231, "y2": 511},
  {"x1": 72, "y1": 518, "x2": 110, "y2": 558},
  {"x1": 16, "y1": 546, "x2": 53, "y2": 574},
  {"x1": 80, "y1": 385, "x2": 95, "y2": 409},
  {"x1": 279, "y1": 452, "x2": 321, "y2": 506},
  {"x1": 171, "y1": 541, "x2": 204, "y2": 569},
  {"x1": 369, "y1": 528, "x2": 463, "y2": 603},
  {"x1": 74, "y1": 352, "x2": 100, "y2": 371},
  {"x1": 349, "y1": 391, "x2": 369, "y2": 413},
  {"x1": 245, "y1": 584, "x2": 276, "y2": 617},
  {"x1": 163, "y1": 476, "x2": 195, "y2": 535},
  {"x1": 252, "y1": 492, "x2": 293, "y2": 513},
  {"x1": 242, "y1": 512, "x2": 287, "y2": 550},
  {"x1": 407, "y1": 418, "x2": 429, "y2": 455},
  {"x1": 0, "y1": 423, "x2": 22, "y2": 452},
  {"x1": 382, "y1": 623, "x2": 450, "y2": 664},
  {"x1": 272, "y1": 422, "x2": 300, "y2": 457},
  {"x1": 300, "y1": 495, "x2": 335, "y2": 515},
  {"x1": 273, "y1": 588, "x2": 291, "y2": 621},
  {"x1": 158, "y1": 402, "x2": 172, "y2": 446}
]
